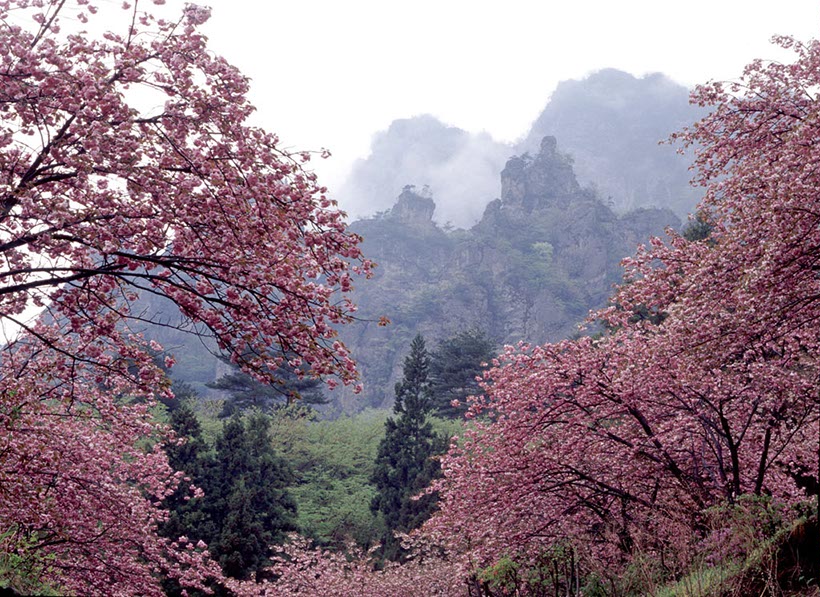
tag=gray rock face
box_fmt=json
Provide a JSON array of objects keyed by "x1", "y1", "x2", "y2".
[
  {"x1": 389, "y1": 187, "x2": 437, "y2": 228},
  {"x1": 500, "y1": 137, "x2": 581, "y2": 211},
  {"x1": 520, "y1": 70, "x2": 704, "y2": 218},
  {"x1": 330, "y1": 137, "x2": 680, "y2": 413},
  {"x1": 337, "y1": 69, "x2": 704, "y2": 233},
  {"x1": 140, "y1": 135, "x2": 682, "y2": 415}
]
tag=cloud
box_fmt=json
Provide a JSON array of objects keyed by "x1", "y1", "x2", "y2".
[{"x1": 334, "y1": 115, "x2": 510, "y2": 228}]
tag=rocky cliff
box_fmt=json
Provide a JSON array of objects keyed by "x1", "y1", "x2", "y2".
[
  {"x1": 332, "y1": 136, "x2": 679, "y2": 412},
  {"x1": 337, "y1": 69, "x2": 704, "y2": 231},
  {"x1": 520, "y1": 70, "x2": 704, "y2": 217}
]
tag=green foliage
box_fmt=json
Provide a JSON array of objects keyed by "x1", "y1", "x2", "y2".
[
  {"x1": 681, "y1": 210, "x2": 714, "y2": 242},
  {"x1": 164, "y1": 380, "x2": 199, "y2": 411},
  {"x1": 459, "y1": 497, "x2": 820, "y2": 596},
  {"x1": 370, "y1": 335, "x2": 446, "y2": 562},
  {"x1": 266, "y1": 406, "x2": 463, "y2": 553},
  {"x1": 477, "y1": 545, "x2": 584, "y2": 597},
  {"x1": 580, "y1": 497, "x2": 820, "y2": 597},
  {"x1": 161, "y1": 403, "x2": 214, "y2": 569},
  {"x1": 480, "y1": 555, "x2": 522, "y2": 595},
  {"x1": 429, "y1": 328, "x2": 496, "y2": 418},
  {"x1": 212, "y1": 414, "x2": 298, "y2": 578},
  {"x1": 428, "y1": 415, "x2": 464, "y2": 444},
  {"x1": 179, "y1": 403, "x2": 440, "y2": 556},
  {"x1": 653, "y1": 496, "x2": 794, "y2": 597},
  {"x1": 271, "y1": 407, "x2": 389, "y2": 550},
  {"x1": 0, "y1": 527, "x2": 61, "y2": 595},
  {"x1": 162, "y1": 407, "x2": 297, "y2": 586}
]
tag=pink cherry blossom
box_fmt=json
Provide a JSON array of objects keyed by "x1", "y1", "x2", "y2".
[
  {"x1": 0, "y1": 0, "x2": 370, "y2": 592},
  {"x1": 424, "y1": 34, "x2": 820, "y2": 586}
]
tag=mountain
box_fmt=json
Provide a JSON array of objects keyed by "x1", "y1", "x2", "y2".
[
  {"x1": 519, "y1": 69, "x2": 705, "y2": 217},
  {"x1": 336, "y1": 115, "x2": 509, "y2": 228},
  {"x1": 331, "y1": 136, "x2": 679, "y2": 413},
  {"x1": 144, "y1": 135, "x2": 679, "y2": 414},
  {"x1": 335, "y1": 69, "x2": 703, "y2": 231},
  {"x1": 148, "y1": 69, "x2": 703, "y2": 413}
]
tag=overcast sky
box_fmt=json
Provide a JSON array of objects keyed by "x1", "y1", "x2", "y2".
[{"x1": 197, "y1": 1, "x2": 820, "y2": 193}]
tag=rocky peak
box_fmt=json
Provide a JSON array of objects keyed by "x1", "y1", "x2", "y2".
[
  {"x1": 389, "y1": 185, "x2": 437, "y2": 228},
  {"x1": 500, "y1": 136, "x2": 581, "y2": 212}
]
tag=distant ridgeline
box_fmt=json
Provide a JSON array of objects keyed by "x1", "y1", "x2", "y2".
[
  {"x1": 338, "y1": 69, "x2": 703, "y2": 228},
  {"x1": 333, "y1": 136, "x2": 680, "y2": 412},
  {"x1": 519, "y1": 69, "x2": 703, "y2": 217}
]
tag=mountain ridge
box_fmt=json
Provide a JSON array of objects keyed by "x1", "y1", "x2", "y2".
[
  {"x1": 331, "y1": 135, "x2": 679, "y2": 412},
  {"x1": 336, "y1": 69, "x2": 703, "y2": 228}
]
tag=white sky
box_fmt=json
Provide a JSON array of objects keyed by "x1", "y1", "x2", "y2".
[{"x1": 198, "y1": 1, "x2": 820, "y2": 196}]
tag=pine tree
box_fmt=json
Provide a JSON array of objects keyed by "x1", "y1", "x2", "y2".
[
  {"x1": 162, "y1": 403, "x2": 216, "y2": 540},
  {"x1": 429, "y1": 329, "x2": 495, "y2": 418},
  {"x1": 370, "y1": 335, "x2": 444, "y2": 561},
  {"x1": 162, "y1": 409, "x2": 297, "y2": 587},
  {"x1": 206, "y1": 413, "x2": 298, "y2": 581},
  {"x1": 208, "y1": 357, "x2": 327, "y2": 417},
  {"x1": 160, "y1": 403, "x2": 218, "y2": 596}
]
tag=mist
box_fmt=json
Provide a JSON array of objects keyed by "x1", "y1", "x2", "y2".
[
  {"x1": 335, "y1": 115, "x2": 510, "y2": 228},
  {"x1": 334, "y1": 69, "x2": 706, "y2": 228}
]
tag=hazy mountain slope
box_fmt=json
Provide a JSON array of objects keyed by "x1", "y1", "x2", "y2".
[
  {"x1": 336, "y1": 115, "x2": 509, "y2": 228},
  {"x1": 520, "y1": 69, "x2": 705, "y2": 217},
  {"x1": 331, "y1": 136, "x2": 679, "y2": 412},
  {"x1": 336, "y1": 69, "x2": 703, "y2": 231}
]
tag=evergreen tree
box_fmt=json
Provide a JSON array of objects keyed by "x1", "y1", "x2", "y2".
[
  {"x1": 163, "y1": 379, "x2": 199, "y2": 412},
  {"x1": 429, "y1": 329, "x2": 495, "y2": 418},
  {"x1": 370, "y1": 335, "x2": 445, "y2": 562},
  {"x1": 208, "y1": 357, "x2": 327, "y2": 417},
  {"x1": 681, "y1": 209, "x2": 714, "y2": 242},
  {"x1": 160, "y1": 403, "x2": 218, "y2": 596},
  {"x1": 162, "y1": 409, "x2": 297, "y2": 588},
  {"x1": 206, "y1": 413, "x2": 298, "y2": 581},
  {"x1": 162, "y1": 403, "x2": 217, "y2": 543}
]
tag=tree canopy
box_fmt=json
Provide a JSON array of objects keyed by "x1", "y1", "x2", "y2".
[
  {"x1": 208, "y1": 357, "x2": 327, "y2": 418},
  {"x1": 429, "y1": 328, "x2": 495, "y2": 418},
  {"x1": 423, "y1": 34, "x2": 820, "y2": 589},
  {"x1": 0, "y1": 1, "x2": 369, "y2": 593},
  {"x1": 371, "y1": 335, "x2": 444, "y2": 562}
]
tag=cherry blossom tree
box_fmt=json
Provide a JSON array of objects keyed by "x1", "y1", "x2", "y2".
[
  {"x1": 0, "y1": 0, "x2": 370, "y2": 593},
  {"x1": 258, "y1": 535, "x2": 463, "y2": 597},
  {"x1": 424, "y1": 34, "x2": 820, "y2": 587}
]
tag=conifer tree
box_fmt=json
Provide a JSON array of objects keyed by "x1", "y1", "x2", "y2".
[
  {"x1": 208, "y1": 357, "x2": 327, "y2": 418},
  {"x1": 206, "y1": 414, "x2": 298, "y2": 581},
  {"x1": 162, "y1": 403, "x2": 215, "y2": 539},
  {"x1": 429, "y1": 329, "x2": 495, "y2": 418},
  {"x1": 160, "y1": 403, "x2": 219, "y2": 596},
  {"x1": 370, "y1": 335, "x2": 444, "y2": 561},
  {"x1": 163, "y1": 410, "x2": 297, "y2": 586}
]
